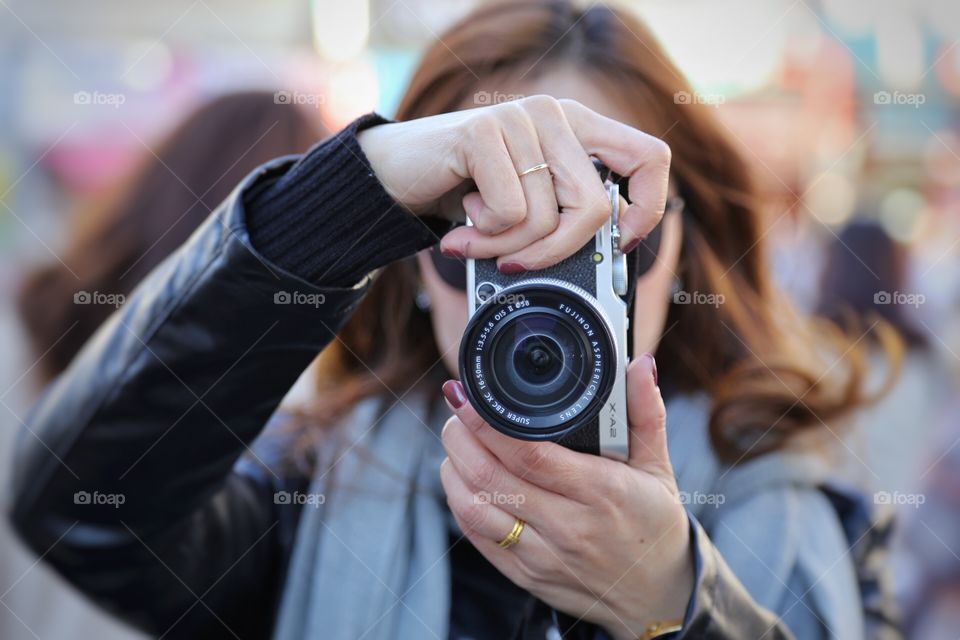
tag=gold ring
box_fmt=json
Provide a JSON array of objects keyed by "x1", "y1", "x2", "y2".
[
  {"x1": 517, "y1": 162, "x2": 550, "y2": 178},
  {"x1": 497, "y1": 517, "x2": 525, "y2": 549}
]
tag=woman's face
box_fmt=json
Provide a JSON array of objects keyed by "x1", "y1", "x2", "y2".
[{"x1": 417, "y1": 67, "x2": 683, "y2": 377}]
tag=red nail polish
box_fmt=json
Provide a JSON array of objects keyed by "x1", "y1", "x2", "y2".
[
  {"x1": 498, "y1": 262, "x2": 525, "y2": 275},
  {"x1": 442, "y1": 380, "x2": 467, "y2": 409},
  {"x1": 441, "y1": 246, "x2": 465, "y2": 259},
  {"x1": 643, "y1": 353, "x2": 658, "y2": 386},
  {"x1": 622, "y1": 238, "x2": 640, "y2": 254}
]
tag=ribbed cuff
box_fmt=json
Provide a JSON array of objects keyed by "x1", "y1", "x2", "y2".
[{"x1": 244, "y1": 113, "x2": 451, "y2": 287}]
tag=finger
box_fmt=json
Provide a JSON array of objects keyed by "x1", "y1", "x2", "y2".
[
  {"x1": 461, "y1": 115, "x2": 528, "y2": 234},
  {"x1": 440, "y1": 109, "x2": 560, "y2": 259},
  {"x1": 625, "y1": 354, "x2": 673, "y2": 477},
  {"x1": 561, "y1": 100, "x2": 671, "y2": 249},
  {"x1": 494, "y1": 195, "x2": 606, "y2": 271},
  {"x1": 442, "y1": 380, "x2": 614, "y2": 503},
  {"x1": 442, "y1": 415, "x2": 570, "y2": 528},
  {"x1": 496, "y1": 98, "x2": 610, "y2": 269},
  {"x1": 440, "y1": 457, "x2": 533, "y2": 549}
]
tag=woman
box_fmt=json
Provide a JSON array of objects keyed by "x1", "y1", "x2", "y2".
[{"x1": 10, "y1": 2, "x2": 897, "y2": 639}]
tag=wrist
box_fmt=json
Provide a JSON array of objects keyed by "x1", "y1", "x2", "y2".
[
  {"x1": 355, "y1": 124, "x2": 406, "y2": 207},
  {"x1": 604, "y1": 513, "x2": 695, "y2": 640}
]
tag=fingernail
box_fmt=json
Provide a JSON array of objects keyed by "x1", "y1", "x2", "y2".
[
  {"x1": 642, "y1": 353, "x2": 658, "y2": 386},
  {"x1": 498, "y1": 261, "x2": 525, "y2": 275},
  {"x1": 442, "y1": 380, "x2": 467, "y2": 409},
  {"x1": 441, "y1": 246, "x2": 464, "y2": 259},
  {"x1": 622, "y1": 238, "x2": 641, "y2": 254}
]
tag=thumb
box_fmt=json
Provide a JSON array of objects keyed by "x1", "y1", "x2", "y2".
[{"x1": 626, "y1": 353, "x2": 673, "y2": 478}]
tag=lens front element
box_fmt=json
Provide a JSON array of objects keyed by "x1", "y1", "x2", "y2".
[{"x1": 459, "y1": 281, "x2": 616, "y2": 440}]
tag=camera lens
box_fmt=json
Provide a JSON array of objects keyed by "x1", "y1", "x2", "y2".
[
  {"x1": 490, "y1": 313, "x2": 586, "y2": 416},
  {"x1": 459, "y1": 280, "x2": 616, "y2": 441},
  {"x1": 513, "y1": 335, "x2": 562, "y2": 384}
]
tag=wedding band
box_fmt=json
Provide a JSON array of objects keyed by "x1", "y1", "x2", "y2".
[
  {"x1": 517, "y1": 162, "x2": 550, "y2": 178},
  {"x1": 497, "y1": 517, "x2": 525, "y2": 549}
]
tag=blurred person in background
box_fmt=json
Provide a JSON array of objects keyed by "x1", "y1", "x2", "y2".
[
  {"x1": 2, "y1": 91, "x2": 321, "y2": 640},
  {"x1": 896, "y1": 424, "x2": 960, "y2": 638},
  {"x1": 816, "y1": 220, "x2": 950, "y2": 495},
  {"x1": 9, "y1": 2, "x2": 903, "y2": 639},
  {"x1": 17, "y1": 91, "x2": 325, "y2": 384}
]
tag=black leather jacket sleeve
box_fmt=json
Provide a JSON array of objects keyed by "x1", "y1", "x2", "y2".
[{"x1": 7, "y1": 131, "x2": 433, "y2": 637}]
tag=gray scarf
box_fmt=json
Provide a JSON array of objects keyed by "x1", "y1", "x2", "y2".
[
  {"x1": 273, "y1": 392, "x2": 454, "y2": 640},
  {"x1": 271, "y1": 392, "x2": 832, "y2": 640}
]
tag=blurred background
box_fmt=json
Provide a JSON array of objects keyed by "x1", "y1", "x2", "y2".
[{"x1": 0, "y1": 0, "x2": 957, "y2": 638}]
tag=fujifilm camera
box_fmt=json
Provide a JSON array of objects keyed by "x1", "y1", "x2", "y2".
[{"x1": 458, "y1": 162, "x2": 631, "y2": 460}]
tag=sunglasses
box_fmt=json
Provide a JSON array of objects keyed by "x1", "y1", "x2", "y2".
[{"x1": 430, "y1": 195, "x2": 685, "y2": 292}]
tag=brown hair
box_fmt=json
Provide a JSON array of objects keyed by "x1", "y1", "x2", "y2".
[
  {"x1": 302, "y1": 0, "x2": 900, "y2": 463},
  {"x1": 18, "y1": 91, "x2": 324, "y2": 383}
]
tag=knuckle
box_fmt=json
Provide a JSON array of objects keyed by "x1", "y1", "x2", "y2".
[
  {"x1": 601, "y1": 471, "x2": 630, "y2": 508},
  {"x1": 518, "y1": 444, "x2": 551, "y2": 474},
  {"x1": 523, "y1": 94, "x2": 561, "y2": 115},
  {"x1": 588, "y1": 194, "x2": 610, "y2": 222},
  {"x1": 531, "y1": 212, "x2": 559, "y2": 237},
  {"x1": 500, "y1": 200, "x2": 527, "y2": 224},
  {"x1": 557, "y1": 97, "x2": 584, "y2": 115},
  {"x1": 472, "y1": 112, "x2": 500, "y2": 136},
  {"x1": 651, "y1": 137, "x2": 672, "y2": 165},
  {"x1": 457, "y1": 499, "x2": 487, "y2": 533},
  {"x1": 470, "y1": 458, "x2": 499, "y2": 490},
  {"x1": 556, "y1": 519, "x2": 591, "y2": 553}
]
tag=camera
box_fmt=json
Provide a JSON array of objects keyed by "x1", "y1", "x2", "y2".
[{"x1": 458, "y1": 163, "x2": 630, "y2": 460}]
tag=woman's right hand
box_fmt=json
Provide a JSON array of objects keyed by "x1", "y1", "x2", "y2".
[{"x1": 356, "y1": 96, "x2": 671, "y2": 270}]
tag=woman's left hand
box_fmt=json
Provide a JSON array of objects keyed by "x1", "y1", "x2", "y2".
[{"x1": 439, "y1": 354, "x2": 694, "y2": 640}]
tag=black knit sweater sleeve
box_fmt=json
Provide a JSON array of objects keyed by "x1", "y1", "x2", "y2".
[{"x1": 244, "y1": 113, "x2": 453, "y2": 287}]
